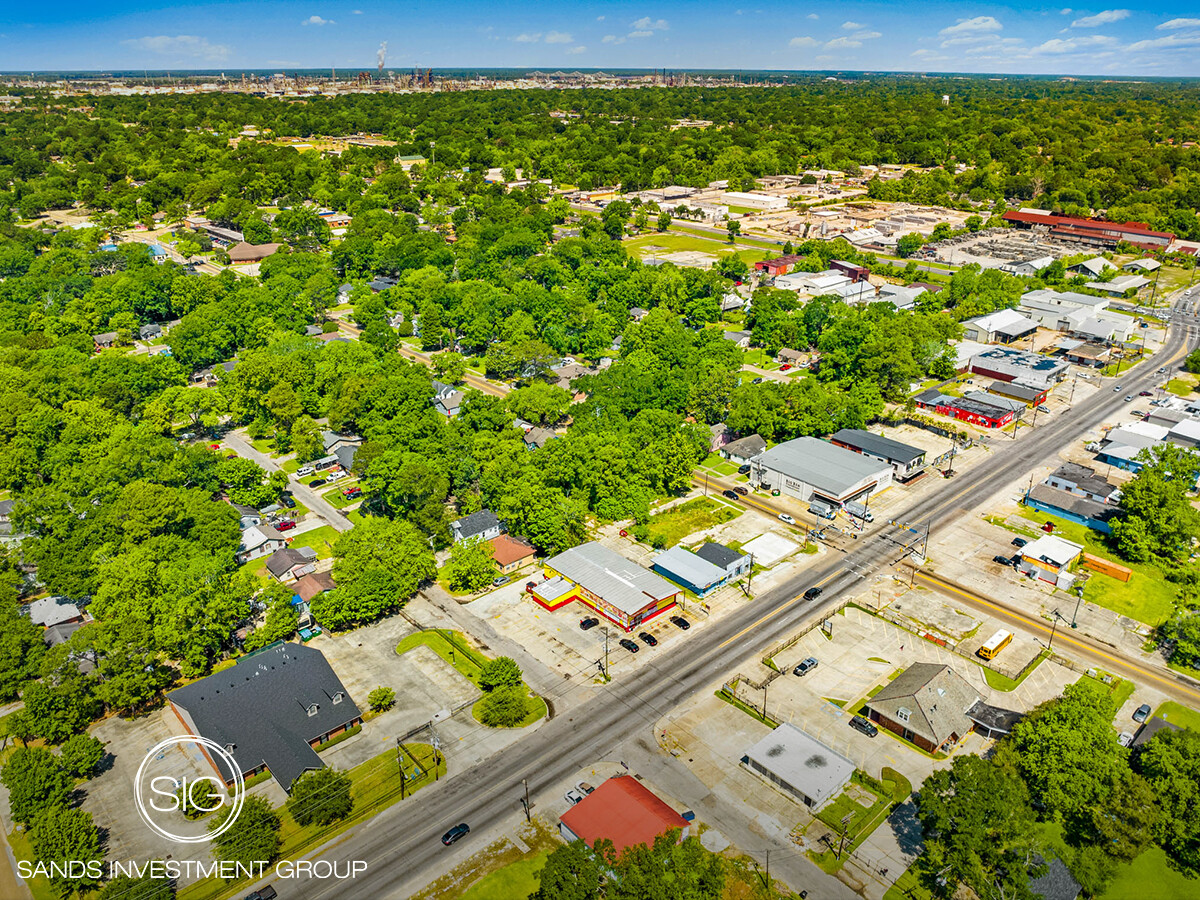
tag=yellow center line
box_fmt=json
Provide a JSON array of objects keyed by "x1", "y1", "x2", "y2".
[
  {"x1": 719, "y1": 591, "x2": 809, "y2": 648},
  {"x1": 917, "y1": 573, "x2": 1200, "y2": 701}
]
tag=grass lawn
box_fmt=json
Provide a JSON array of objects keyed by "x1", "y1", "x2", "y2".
[
  {"x1": 280, "y1": 458, "x2": 302, "y2": 474},
  {"x1": 470, "y1": 686, "x2": 547, "y2": 728},
  {"x1": 250, "y1": 437, "x2": 277, "y2": 455},
  {"x1": 645, "y1": 496, "x2": 741, "y2": 547},
  {"x1": 1154, "y1": 700, "x2": 1200, "y2": 731},
  {"x1": 1100, "y1": 847, "x2": 1199, "y2": 900},
  {"x1": 624, "y1": 232, "x2": 732, "y2": 258},
  {"x1": 1076, "y1": 672, "x2": 1136, "y2": 710},
  {"x1": 6, "y1": 829, "x2": 59, "y2": 900},
  {"x1": 699, "y1": 453, "x2": 739, "y2": 476},
  {"x1": 322, "y1": 482, "x2": 361, "y2": 509},
  {"x1": 808, "y1": 773, "x2": 893, "y2": 874},
  {"x1": 1013, "y1": 508, "x2": 1177, "y2": 626},
  {"x1": 1164, "y1": 377, "x2": 1195, "y2": 397},
  {"x1": 459, "y1": 851, "x2": 549, "y2": 900},
  {"x1": 288, "y1": 524, "x2": 341, "y2": 559},
  {"x1": 742, "y1": 348, "x2": 778, "y2": 369},
  {"x1": 978, "y1": 650, "x2": 1049, "y2": 691},
  {"x1": 397, "y1": 629, "x2": 488, "y2": 686}
]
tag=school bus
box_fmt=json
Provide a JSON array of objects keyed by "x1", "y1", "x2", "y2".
[{"x1": 977, "y1": 629, "x2": 1013, "y2": 660}]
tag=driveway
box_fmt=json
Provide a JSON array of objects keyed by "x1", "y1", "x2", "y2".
[{"x1": 222, "y1": 431, "x2": 352, "y2": 533}]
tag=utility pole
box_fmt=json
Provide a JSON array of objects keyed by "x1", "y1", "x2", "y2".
[
  {"x1": 602, "y1": 627, "x2": 609, "y2": 677},
  {"x1": 762, "y1": 681, "x2": 769, "y2": 722},
  {"x1": 396, "y1": 738, "x2": 407, "y2": 799},
  {"x1": 945, "y1": 442, "x2": 955, "y2": 477},
  {"x1": 1071, "y1": 587, "x2": 1084, "y2": 628},
  {"x1": 1069, "y1": 375, "x2": 1078, "y2": 405},
  {"x1": 520, "y1": 778, "x2": 531, "y2": 823},
  {"x1": 1048, "y1": 609, "x2": 1064, "y2": 652}
]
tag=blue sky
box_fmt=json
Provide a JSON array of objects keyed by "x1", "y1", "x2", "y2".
[{"x1": 3, "y1": 2, "x2": 1200, "y2": 76}]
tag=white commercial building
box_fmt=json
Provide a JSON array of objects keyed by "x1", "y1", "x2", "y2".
[
  {"x1": 750, "y1": 437, "x2": 893, "y2": 505},
  {"x1": 743, "y1": 723, "x2": 855, "y2": 810},
  {"x1": 720, "y1": 190, "x2": 788, "y2": 211}
]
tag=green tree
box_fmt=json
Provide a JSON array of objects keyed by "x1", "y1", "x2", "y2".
[
  {"x1": 367, "y1": 686, "x2": 396, "y2": 712},
  {"x1": 29, "y1": 806, "x2": 103, "y2": 894},
  {"x1": 656, "y1": 211, "x2": 672, "y2": 232},
  {"x1": 59, "y1": 733, "x2": 105, "y2": 779},
  {"x1": 242, "y1": 584, "x2": 300, "y2": 651},
  {"x1": 1137, "y1": 727, "x2": 1200, "y2": 877},
  {"x1": 1164, "y1": 613, "x2": 1200, "y2": 670},
  {"x1": 725, "y1": 220, "x2": 741, "y2": 243},
  {"x1": 478, "y1": 684, "x2": 532, "y2": 727},
  {"x1": 1185, "y1": 347, "x2": 1200, "y2": 374},
  {"x1": 479, "y1": 656, "x2": 523, "y2": 691},
  {"x1": 1, "y1": 746, "x2": 73, "y2": 825},
  {"x1": 1111, "y1": 443, "x2": 1200, "y2": 561},
  {"x1": 507, "y1": 381, "x2": 572, "y2": 426},
  {"x1": 21, "y1": 674, "x2": 104, "y2": 743},
  {"x1": 531, "y1": 840, "x2": 602, "y2": 900},
  {"x1": 443, "y1": 537, "x2": 497, "y2": 592},
  {"x1": 287, "y1": 767, "x2": 354, "y2": 826},
  {"x1": 432, "y1": 351, "x2": 467, "y2": 384},
  {"x1": 915, "y1": 755, "x2": 1042, "y2": 900},
  {"x1": 210, "y1": 795, "x2": 281, "y2": 870},
  {"x1": 896, "y1": 233, "x2": 925, "y2": 258}
]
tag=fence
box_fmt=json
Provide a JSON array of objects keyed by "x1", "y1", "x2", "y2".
[{"x1": 761, "y1": 598, "x2": 850, "y2": 673}]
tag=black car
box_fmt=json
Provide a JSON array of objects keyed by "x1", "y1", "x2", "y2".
[
  {"x1": 638, "y1": 631, "x2": 658, "y2": 647},
  {"x1": 993, "y1": 555, "x2": 1012, "y2": 566},
  {"x1": 1011, "y1": 537, "x2": 1027, "y2": 548},
  {"x1": 669, "y1": 615, "x2": 691, "y2": 630},
  {"x1": 441, "y1": 823, "x2": 470, "y2": 845},
  {"x1": 279, "y1": 493, "x2": 296, "y2": 509},
  {"x1": 849, "y1": 715, "x2": 878, "y2": 738},
  {"x1": 619, "y1": 638, "x2": 640, "y2": 653},
  {"x1": 737, "y1": 464, "x2": 751, "y2": 474},
  {"x1": 580, "y1": 617, "x2": 599, "y2": 631},
  {"x1": 751, "y1": 377, "x2": 764, "y2": 384},
  {"x1": 722, "y1": 489, "x2": 739, "y2": 501},
  {"x1": 803, "y1": 587, "x2": 822, "y2": 601},
  {"x1": 244, "y1": 888, "x2": 277, "y2": 900}
]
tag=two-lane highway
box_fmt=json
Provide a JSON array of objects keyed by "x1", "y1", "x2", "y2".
[{"x1": 272, "y1": 292, "x2": 1198, "y2": 900}]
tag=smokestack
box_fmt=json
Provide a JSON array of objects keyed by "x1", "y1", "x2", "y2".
[{"x1": 377, "y1": 42, "x2": 387, "y2": 76}]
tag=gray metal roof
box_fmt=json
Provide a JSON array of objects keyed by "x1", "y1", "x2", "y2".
[
  {"x1": 546, "y1": 542, "x2": 679, "y2": 615},
  {"x1": 168, "y1": 643, "x2": 360, "y2": 790},
  {"x1": 652, "y1": 546, "x2": 727, "y2": 591},
  {"x1": 754, "y1": 437, "x2": 892, "y2": 497},
  {"x1": 831, "y1": 429, "x2": 925, "y2": 465},
  {"x1": 743, "y1": 723, "x2": 855, "y2": 809}
]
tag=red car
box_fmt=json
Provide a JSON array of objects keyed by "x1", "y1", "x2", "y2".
[
  {"x1": 780, "y1": 364, "x2": 793, "y2": 371},
  {"x1": 275, "y1": 519, "x2": 296, "y2": 532},
  {"x1": 342, "y1": 487, "x2": 362, "y2": 499}
]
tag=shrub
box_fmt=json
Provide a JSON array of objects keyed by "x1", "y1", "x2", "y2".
[
  {"x1": 479, "y1": 656, "x2": 522, "y2": 692},
  {"x1": 287, "y1": 767, "x2": 353, "y2": 827},
  {"x1": 367, "y1": 686, "x2": 396, "y2": 713},
  {"x1": 59, "y1": 734, "x2": 105, "y2": 779},
  {"x1": 479, "y1": 685, "x2": 531, "y2": 727}
]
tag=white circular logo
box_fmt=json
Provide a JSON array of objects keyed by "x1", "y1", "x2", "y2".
[{"x1": 134, "y1": 736, "x2": 246, "y2": 844}]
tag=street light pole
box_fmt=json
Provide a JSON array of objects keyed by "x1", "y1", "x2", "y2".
[{"x1": 1071, "y1": 588, "x2": 1084, "y2": 628}]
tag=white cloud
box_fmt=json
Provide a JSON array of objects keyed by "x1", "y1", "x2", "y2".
[
  {"x1": 566, "y1": 45, "x2": 586, "y2": 54},
  {"x1": 545, "y1": 31, "x2": 572, "y2": 43},
  {"x1": 1060, "y1": 8, "x2": 1072, "y2": 14},
  {"x1": 631, "y1": 16, "x2": 669, "y2": 30},
  {"x1": 1071, "y1": 10, "x2": 1128, "y2": 28},
  {"x1": 853, "y1": 31, "x2": 882, "y2": 40},
  {"x1": 602, "y1": 34, "x2": 623, "y2": 44},
  {"x1": 596, "y1": 15, "x2": 605, "y2": 21},
  {"x1": 1158, "y1": 18, "x2": 1200, "y2": 30},
  {"x1": 806, "y1": 13, "x2": 819, "y2": 20},
  {"x1": 302, "y1": 15, "x2": 334, "y2": 26},
  {"x1": 911, "y1": 48, "x2": 948, "y2": 58},
  {"x1": 512, "y1": 32, "x2": 542, "y2": 42},
  {"x1": 1127, "y1": 30, "x2": 1200, "y2": 51},
  {"x1": 352, "y1": 9, "x2": 363, "y2": 14},
  {"x1": 1032, "y1": 34, "x2": 1117, "y2": 53},
  {"x1": 121, "y1": 34, "x2": 231, "y2": 60},
  {"x1": 825, "y1": 36, "x2": 862, "y2": 49},
  {"x1": 628, "y1": 30, "x2": 654, "y2": 38},
  {"x1": 939, "y1": 16, "x2": 1002, "y2": 36},
  {"x1": 788, "y1": 36, "x2": 819, "y2": 47},
  {"x1": 841, "y1": 21, "x2": 863, "y2": 30}
]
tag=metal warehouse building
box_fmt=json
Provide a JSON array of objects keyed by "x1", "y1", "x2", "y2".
[
  {"x1": 535, "y1": 541, "x2": 681, "y2": 631},
  {"x1": 749, "y1": 437, "x2": 893, "y2": 505}
]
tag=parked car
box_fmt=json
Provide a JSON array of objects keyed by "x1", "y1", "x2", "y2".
[
  {"x1": 492, "y1": 575, "x2": 510, "y2": 587},
  {"x1": 342, "y1": 486, "x2": 362, "y2": 498},
  {"x1": 849, "y1": 715, "x2": 878, "y2": 737},
  {"x1": 734, "y1": 486, "x2": 749, "y2": 496},
  {"x1": 1133, "y1": 703, "x2": 1151, "y2": 724},
  {"x1": 992, "y1": 554, "x2": 1012, "y2": 566},
  {"x1": 1042, "y1": 522, "x2": 1055, "y2": 533},
  {"x1": 803, "y1": 587, "x2": 822, "y2": 601},
  {"x1": 638, "y1": 631, "x2": 658, "y2": 647},
  {"x1": 793, "y1": 657, "x2": 818, "y2": 676},
  {"x1": 580, "y1": 617, "x2": 599, "y2": 631},
  {"x1": 279, "y1": 493, "x2": 296, "y2": 509},
  {"x1": 1011, "y1": 537, "x2": 1027, "y2": 548},
  {"x1": 669, "y1": 615, "x2": 691, "y2": 630},
  {"x1": 296, "y1": 465, "x2": 315, "y2": 477},
  {"x1": 1118, "y1": 731, "x2": 1135, "y2": 748},
  {"x1": 441, "y1": 823, "x2": 470, "y2": 845},
  {"x1": 275, "y1": 519, "x2": 296, "y2": 532},
  {"x1": 526, "y1": 581, "x2": 538, "y2": 592},
  {"x1": 1036, "y1": 405, "x2": 1050, "y2": 413},
  {"x1": 778, "y1": 513, "x2": 796, "y2": 525},
  {"x1": 737, "y1": 464, "x2": 751, "y2": 474},
  {"x1": 619, "y1": 638, "x2": 640, "y2": 653},
  {"x1": 244, "y1": 887, "x2": 277, "y2": 900},
  {"x1": 308, "y1": 477, "x2": 328, "y2": 487},
  {"x1": 780, "y1": 364, "x2": 793, "y2": 371},
  {"x1": 723, "y1": 489, "x2": 739, "y2": 501},
  {"x1": 752, "y1": 377, "x2": 764, "y2": 384},
  {"x1": 576, "y1": 781, "x2": 596, "y2": 796},
  {"x1": 565, "y1": 789, "x2": 584, "y2": 806}
]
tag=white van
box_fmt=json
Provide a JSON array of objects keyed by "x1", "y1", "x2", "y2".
[
  {"x1": 844, "y1": 501, "x2": 874, "y2": 523},
  {"x1": 296, "y1": 465, "x2": 315, "y2": 477}
]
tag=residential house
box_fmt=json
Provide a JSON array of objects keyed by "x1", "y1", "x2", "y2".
[
  {"x1": 693, "y1": 542, "x2": 752, "y2": 581},
  {"x1": 232, "y1": 503, "x2": 263, "y2": 530},
  {"x1": 629, "y1": 307, "x2": 649, "y2": 322},
  {"x1": 305, "y1": 324, "x2": 323, "y2": 337},
  {"x1": 1123, "y1": 258, "x2": 1160, "y2": 273},
  {"x1": 999, "y1": 255, "x2": 1054, "y2": 277},
  {"x1": 720, "y1": 294, "x2": 745, "y2": 313},
  {"x1": 1063, "y1": 342, "x2": 1111, "y2": 367},
  {"x1": 451, "y1": 510, "x2": 503, "y2": 544},
  {"x1": 25, "y1": 596, "x2": 85, "y2": 629},
  {"x1": 293, "y1": 572, "x2": 336, "y2": 604},
  {"x1": 431, "y1": 381, "x2": 464, "y2": 418},
  {"x1": 523, "y1": 427, "x2": 557, "y2": 450},
  {"x1": 722, "y1": 330, "x2": 752, "y2": 349},
  {"x1": 334, "y1": 444, "x2": 359, "y2": 473},
  {"x1": 265, "y1": 546, "x2": 318, "y2": 582},
  {"x1": 139, "y1": 323, "x2": 163, "y2": 341},
  {"x1": 863, "y1": 663, "x2": 980, "y2": 754},
  {"x1": 708, "y1": 422, "x2": 729, "y2": 452},
  {"x1": 720, "y1": 434, "x2": 767, "y2": 465},
  {"x1": 321, "y1": 432, "x2": 362, "y2": 455},
  {"x1": 237, "y1": 524, "x2": 288, "y2": 563},
  {"x1": 1068, "y1": 257, "x2": 1117, "y2": 278},
  {"x1": 1045, "y1": 463, "x2": 1121, "y2": 504},
  {"x1": 368, "y1": 276, "x2": 398, "y2": 293},
  {"x1": 0, "y1": 498, "x2": 14, "y2": 543},
  {"x1": 489, "y1": 534, "x2": 537, "y2": 574},
  {"x1": 93, "y1": 332, "x2": 119, "y2": 352},
  {"x1": 1023, "y1": 484, "x2": 1118, "y2": 534},
  {"x1": 167, "y1": 643, "x2": 362, "y2": 791},
  {"x1": 776, "y1": 348, "x2": 804, "y2": 365}
]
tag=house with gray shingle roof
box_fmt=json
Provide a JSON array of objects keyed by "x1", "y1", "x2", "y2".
[{"x1": 864, "y1": 662, "x2": 980, "y2": 753}]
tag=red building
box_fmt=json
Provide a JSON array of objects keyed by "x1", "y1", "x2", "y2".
[
  {"x1": 830, "y1": 260, "x2": 871, "y2": 282},
  {"x1": 753, "y1": 254, "x2": 803, "y2": 276},
  {"x1": 914, "y1": 390, "x2": 1017, "y2": 429},
  {"x1": 1001, "y1": 210, "x2": 1174, "y2": 252},
  {"x1": 559, "y1": 776, "x2": 689, "y2": 855}
]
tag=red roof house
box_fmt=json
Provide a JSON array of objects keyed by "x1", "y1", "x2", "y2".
[{"x1": 558, "y1": 776, "x2": 688, "y2": 855}]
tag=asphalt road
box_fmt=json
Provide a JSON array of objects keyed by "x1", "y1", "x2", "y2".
[{"x1": 270, "y1": 292, "x2": 1198, "y2": 900}]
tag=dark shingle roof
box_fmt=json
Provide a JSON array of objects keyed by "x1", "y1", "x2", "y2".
[
  {"x1": 694, "y1": 542, "x2": 745, "y2": 570},
  {"x1": 869, "y1": 663, "x2": 978, "y2": 748},
  {"x1": 168, "y1": 643, "x2": 359, "y2": 791},
  {"x1": 1029, "y1": 856, "x2": 1081, "y2": 900},
  {"x1": 266, "y1": 547, "x2": 309, "y2": 578},
  {"x1": 452, "y1": 509, "x2": 500, "y2": 540},
  {"x1": 1131, "y1": 716, "x2": 1182, "y2": 749},
  {"x1": 723, "y1": 434, "x2": 767, "y2": 458},
  {"x1": 830, "y1": 429, "x2": 925, "y2": 465}
]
